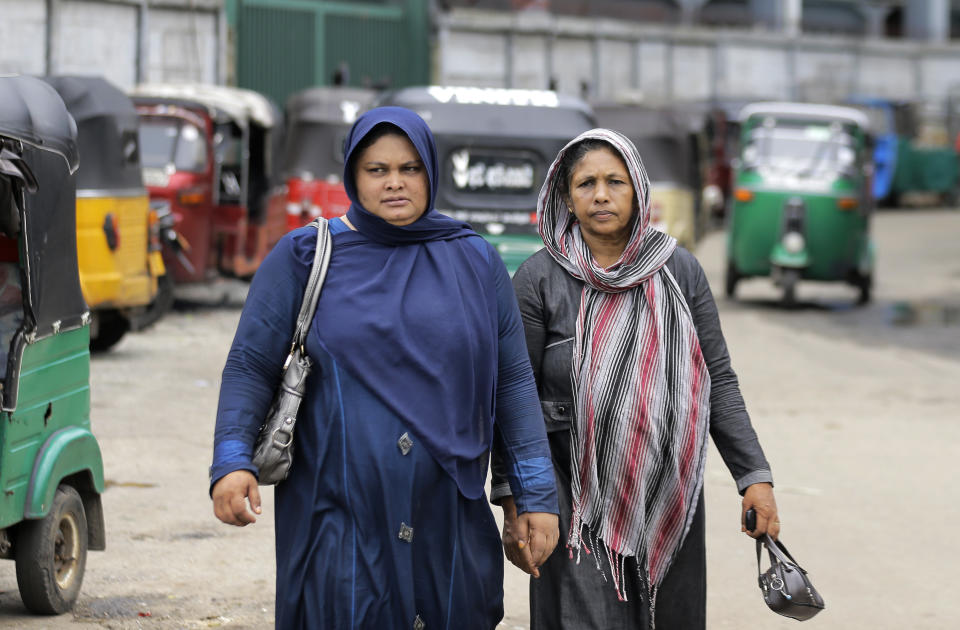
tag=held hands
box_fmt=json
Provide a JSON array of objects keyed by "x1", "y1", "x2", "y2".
[
  {"x1": 500, "y1": 497, "x2": 559, "y2": 578},
  {"x1": 741, "y1": 482, "x2": 780, "y2": 540},
  {"x1": 212, "y1": 470, "x2": 262, "y2": 526}
]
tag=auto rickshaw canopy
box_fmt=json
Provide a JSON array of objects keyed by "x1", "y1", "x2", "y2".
[
  {"x1": 0, "y1": 76, "x2": 88, "y2": 349},
  {"x1": 286, "y1": 87, "x2": 378, "y2": 126},
  {"x1": 0, "y1": 76, "x2": 78, "y2": 173},
  {"x1": 738, "y1": 102, "x2": 870, "y2": 129},
  {"x1": 41, "y1": 75, "x2": 144, "y2": 191},
  {"x1": 381, "y1": 86, "x2": 595, "y2": 138},
  {"x1": 282, "y1": 87, "x2": 378, "y2": 179},
  {"x1": 130, "y1": 83, "x2": 279, "y2": 130}
]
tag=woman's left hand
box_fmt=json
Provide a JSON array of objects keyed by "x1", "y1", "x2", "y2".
[{"x1": 741, "y1": 482, "x2": 780, "y2": 540}]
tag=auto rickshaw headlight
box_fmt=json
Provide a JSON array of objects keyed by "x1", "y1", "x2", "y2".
[
  {"x1": 782, "y1": 231, "x2": 805, "y2": 254},
  {"x1": 734, "y1": 188, "x2": 754, "y2": 202}
]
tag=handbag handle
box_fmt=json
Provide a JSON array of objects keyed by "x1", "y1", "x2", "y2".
[
  {"x1": 289, "y1": 218, "x2": 331, "y2": 354},
  {"x1": 756, "y1": 534, "x2": 806, "y2": 575}
]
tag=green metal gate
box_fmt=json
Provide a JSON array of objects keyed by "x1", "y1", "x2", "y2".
[{"x1": 229, "y1": 0, "x2": 429, "y2": 107}]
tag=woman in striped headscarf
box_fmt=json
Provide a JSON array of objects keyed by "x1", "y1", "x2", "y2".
[{"x1": 490, "y1": 129, "x2": 780, "y2": 629}]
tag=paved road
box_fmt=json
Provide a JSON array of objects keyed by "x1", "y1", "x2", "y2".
[{"x1": 0, "y1": 209, "x2": 957, "y2": 629}]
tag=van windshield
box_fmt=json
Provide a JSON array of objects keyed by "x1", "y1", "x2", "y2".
[{"x1": 139, "y1": 119, "x2": 208, "y2": 173}]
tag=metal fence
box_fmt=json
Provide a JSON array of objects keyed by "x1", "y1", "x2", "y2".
[{"x1": 232, "y1": 0, "x2": 429, "y2": 108}]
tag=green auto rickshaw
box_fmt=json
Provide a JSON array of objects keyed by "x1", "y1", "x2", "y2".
[
  {"x1": 0, "y1": 76, "x2": 105, "y2": 613},
  {"x1": 726, "y1": 102, "x2": 875, "y2": 305}
]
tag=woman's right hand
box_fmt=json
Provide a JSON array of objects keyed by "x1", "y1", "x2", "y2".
[
  {"x1": 212, "y1": 470, "x2": 262, "y2": 526},
  {"x1": 500, "y1": 497, "x2": 559, "y2": 578}
]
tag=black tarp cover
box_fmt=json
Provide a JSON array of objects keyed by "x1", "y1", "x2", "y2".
[
  {"x1": 0, "y1": 76, "x2": 88, "y2": 339},
  {"x1": 379, "y1": 86, "x2": 595, "y2": 139},
  {"x1": 42, "y1": 75, "x2": 144, "y2": 191}
]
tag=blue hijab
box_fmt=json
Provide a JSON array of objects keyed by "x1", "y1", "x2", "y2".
[{"x1": 311, "y1": 106, "x2": 499, "y2": 500}]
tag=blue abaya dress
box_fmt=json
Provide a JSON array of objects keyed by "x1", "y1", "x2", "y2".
[{"x1": 211, "y1": 219, "x2": 556, "y2": 630}]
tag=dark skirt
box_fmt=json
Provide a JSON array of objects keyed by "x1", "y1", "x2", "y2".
[
  {"x1": 530, "y1": 430, "x2": 706, "y2": 630},
  {"x1": 274, "y1": 348, "x2": 505, "y2": 629}
]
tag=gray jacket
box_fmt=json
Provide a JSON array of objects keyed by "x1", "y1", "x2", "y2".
[{"x1": 491, "y1": 247, "x2": 773, "y2": 503}]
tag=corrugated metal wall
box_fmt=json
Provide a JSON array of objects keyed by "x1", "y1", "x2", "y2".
[
  {"x1": 233, "y1": 0, "x2": 429, "y2": 107},
  {"x1": 238, "y1": 4, "x2": 317, "y2": 106}
]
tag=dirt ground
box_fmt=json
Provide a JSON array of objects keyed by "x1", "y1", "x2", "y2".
[{"x1": 0, "y1": 208, "x2": 957, "y2": 629}]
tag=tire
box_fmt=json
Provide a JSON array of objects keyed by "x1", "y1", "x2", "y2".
[
  {"x1": 856, "y1": 271, "x2": 873, "y2": 305},
  {"x1": 725, "y1": 260, "x2": 739, "y2": 298},
  {"x1": 128, "y1": 274, "x2": 175, "y2": 331},
  {"x1": 89, "y1": 310, "x2": 129, "y2": 353},
  {"x1": 781, "y1": 268, "x2": 799, "y2": 307},
  {"x1": 15, "y1": 485, "x2": 88, "y2": 614}
]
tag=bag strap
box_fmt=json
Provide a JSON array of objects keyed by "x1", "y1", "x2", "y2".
[
  {"x1": 289, "y1": 218, "x2": 331, "y2": 353},
  {"x1": 756, "y1": 534, "x2": 805, "y2": 575}
]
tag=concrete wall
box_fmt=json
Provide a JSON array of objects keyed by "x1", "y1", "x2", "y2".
[
  {"x1": 146, "y1": 8, "x2": 219, "y2": 83},
  {"x1": 437, "y1": 9, "x2": 960, "y2": 112},
  {"x1": 0, "y1": 0, "x2": 223, "y2": 88},
  {"x1": 0, "y1": 0, "x2": 47, "y2": 75}
]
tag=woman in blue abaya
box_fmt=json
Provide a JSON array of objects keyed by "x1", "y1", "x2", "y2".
[{"x1": 209, "y1": 107, "x2": 559, "y2": 629}]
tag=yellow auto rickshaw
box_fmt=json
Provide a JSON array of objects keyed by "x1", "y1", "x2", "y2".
[{"x1": 42, "y1": 76, "x2": 166, "y2": 351}]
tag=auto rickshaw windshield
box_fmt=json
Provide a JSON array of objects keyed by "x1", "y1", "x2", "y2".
[
  {"x1": 282, "y1": 122, "x2": 348, "y2": 180},
  {"x1": 742, "y1": 121, "x2": 857, "y2": 177},
  {"x1": 139, "y1": 118, "x2": 208, "y2": 172}
]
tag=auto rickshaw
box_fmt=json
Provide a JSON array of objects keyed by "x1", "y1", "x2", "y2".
[
  {"x1": 130, "y1": 84, "x2": 286, "y2": 284},
  {"x1": 726, "y1": 102, "x2": 874, "y2": 305},
  {"x1": 275, "y1": 86, "x2": 378, "y2": 231},
  {"x1": 0, "y1": 75, "x2": 105, "y2": 613},
  {"x1": 377, "y1": 86, "x2": 595, "y2": 272},
  {"x1": 673, "y1": 97, "x2": 770, "y2": 221},
  {"x1": 41, "y1": 76, "x2": 167, "y2": 351},
  {"x1": 593, "y1": 102, "x2": 703, "y2": 250}
]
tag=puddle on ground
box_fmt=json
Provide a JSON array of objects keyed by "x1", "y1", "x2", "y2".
[
  {"x1": 889, "y1": 301, "x2": 960, "y2": 326},
  {"x1": 104, "y1": 480, "x2": 158, "y2": 489}
]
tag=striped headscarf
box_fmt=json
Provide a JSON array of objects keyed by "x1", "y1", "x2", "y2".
[{"x1": 538, "y1": 128, "x2": 711, "y2": 611}]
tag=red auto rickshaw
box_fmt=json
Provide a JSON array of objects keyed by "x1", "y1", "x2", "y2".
[
  {"x1": 273, "y1": 87, "x2": 377, "y2": 231},
  {"x1": 130, "y1": 84, "x2": 286, "y2": 283}
]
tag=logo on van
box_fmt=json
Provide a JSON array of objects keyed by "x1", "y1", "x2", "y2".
[
  {"x1": 340, "y1": 101, "x2": 361, "y2": 124},
  {"x1": 450, "y1": 150, "x2": 535, "y2": 192}
]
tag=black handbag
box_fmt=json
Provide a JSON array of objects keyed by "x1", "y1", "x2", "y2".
[
  {"x1": 756, "y1": 534, "x2": 825, "y2": 621},
  {"x1": 251, "y1": 219, "x2": 331, "y2": 485}
]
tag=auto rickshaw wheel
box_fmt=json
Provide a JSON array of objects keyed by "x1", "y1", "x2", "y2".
[
  {"x1": 780, "y1": 268, "x2": 799, "y2": 307},
  {"x1": 15, "y1": 485, "x2": 88, "y2": 614},
  {"x1": 90, "y1": 310, "x2": 129, "y2": 352},
  {"x1": 724, "y1": 260, "x2": 740, "y2": 298},
  {"x1": 129, "y1": 273, "x2": 175, "y2": 331},
  {"x1": 856, "y1": 271, "x2": 873, "y2": 305}
]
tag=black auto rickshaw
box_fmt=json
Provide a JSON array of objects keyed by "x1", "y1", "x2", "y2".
[
  {"x1": 0, "y1": 75, "x2": 106, "y2": 613},
  {"x1": 593, "y1": 102, "x2": 704, "y2": 249},
  {"x1": 277, "y1": 87, "x2": 378, "y2": 230},
  {"x1": 41, "y1": 76, "x2": 167, "y2": 350},
  {"x1": 377, "y1": 86, "x2": 595, "y2": 272}
]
